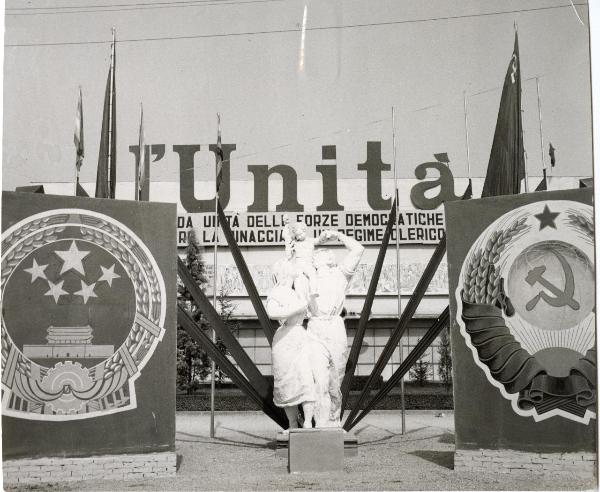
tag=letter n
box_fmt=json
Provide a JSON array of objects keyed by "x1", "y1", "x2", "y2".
[{"x1": 247, "y1": 165, "x2": 304, "y2": 212}]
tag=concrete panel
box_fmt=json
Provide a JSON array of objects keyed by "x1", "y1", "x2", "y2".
[
  {"x1": 2, "y1": 192, "x2": 177, "y2": 460},
  {"x1": 445, "y1": 188, "x2": 595, "y2": 453},
  {"x1": 288, "y1": 428, "x2": 344, "y2": 473}
]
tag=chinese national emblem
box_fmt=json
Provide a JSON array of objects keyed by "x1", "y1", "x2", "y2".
[
  {"x1": 455, "y1": 200, "x2": 595, "y2": 424},
  {"x1": 1, "y1": 209, "x2": 166, "y2": 420}
]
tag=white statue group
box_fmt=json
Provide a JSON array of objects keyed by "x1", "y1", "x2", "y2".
[{"x1": 266, "y1": 217, "x2": 364, "y2": 429}]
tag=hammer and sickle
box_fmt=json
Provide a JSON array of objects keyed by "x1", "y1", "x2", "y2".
[
  {"x1": 510, "y1": 54, "x2": 518, "y2": 84},
  {"x1": 525, "y1": 249, "x2": 580, "y2": 311}
]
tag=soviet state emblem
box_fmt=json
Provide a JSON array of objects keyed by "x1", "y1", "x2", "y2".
[
  {"x1": 1, "y1": 209, "x2": 166, "y2": 420},
  {"x1": 455, "y1": 200, "x2": 595, "y2": 424}
]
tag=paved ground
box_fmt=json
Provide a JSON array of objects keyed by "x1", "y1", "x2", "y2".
[{"x1": 9, "y1": 410, "x2": 596, "y2": 491}]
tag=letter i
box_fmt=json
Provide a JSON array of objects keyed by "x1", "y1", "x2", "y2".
[{"x1": 316, "y1": 145, "x2": 344, "y2": 211}]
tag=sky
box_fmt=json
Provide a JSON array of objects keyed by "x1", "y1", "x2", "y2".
[{"x1": 1, "y1": 0, "x2": 594, "y2": 192}]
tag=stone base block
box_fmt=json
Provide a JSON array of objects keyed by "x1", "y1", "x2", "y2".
[
  {"x1": 276, "y1": 430, "x2": 357, "y2": 457},
  {"x1": 454, "y1": 449, "x2": 597, "y2": 479},
  {"x1": 3, "y1": 451, "x2": 177, "y2": 485},
  {"x1": 288, "y1": 428, "x2": 344, "y2": 473}
]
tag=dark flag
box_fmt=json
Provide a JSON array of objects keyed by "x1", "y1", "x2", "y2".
[
  {"x1": 434, "y1": 152, "x2": 450, "y2": 164},
  {"x1": 549, "y1": 142, "x2": 556, "y2": 167},
  {"x1": 74, "y1": 87, "x2": 84, "y2": 173},
  {"x1": 136, "y1": 104, "x2": 146, "y2": 201},
  {"x1": 481, "y1": 31, "x2": 525, "y2": 197},
  {"x1": 76, "y1": 182, "x2": 89, "y2": 197},
  {"x1": 535, "y1": 169, "x2": 547, "y2": 191},
  {"x1": 463, "y1": 178, "x2": 473, "y2": 199},
  {"x1": 95, "y1": 30, "x2": 117, "y2": 199},
  {"x1": 215, "y1": 113, "x2": 224, "y2": 193}
]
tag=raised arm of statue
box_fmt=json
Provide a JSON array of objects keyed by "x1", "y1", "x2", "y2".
[{"x1": 337, "y1": 231, "x2": 365, "y2": 279}]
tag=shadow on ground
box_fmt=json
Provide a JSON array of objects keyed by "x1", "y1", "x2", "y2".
[
  {"x1": 438, "y1": 432, "x2": 455, "y2": 444},
  {"x1": 409, "y1": 450, "x2": 454, "y2": 470}
]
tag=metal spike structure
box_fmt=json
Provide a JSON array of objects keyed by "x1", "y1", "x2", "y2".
[
  {"x1": 342, "y1": 235, "x2": 448, "y2": 429},
  {"x1": 177, "y1": 305, "x2": 287, "y2": 428},
  {"x1": 344, "y1": 307, "x2": 450, "y2": 431},
  {"x1": 343, "y1": 184, "x2": 471, "y2": 431},
  {"x1": 177, "y1": 184, "x2": 470, "y2": 434},
  {"x1": 217, "y1": 202, "x2": 276, "y2": 344},
  {"x1": 340, "y1": 198, "x2": 396, "y2": 416},
  {"x1": 177, "y1": 257, "x2": 286, "y2": 427}
]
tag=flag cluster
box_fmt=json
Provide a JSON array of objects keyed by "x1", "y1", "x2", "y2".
[
  {"x1": 215, "y1": 113, "x2": 224, "y2": 193},
  {"x1": 137, "y1": 104, "x2": 145, "y2": 200},
  {"x1": 74, "y1": 88, "x2": 84, "y2": 172},
  {"x1": 95, "y1": 30, "x2": 117, "y2": 199}
]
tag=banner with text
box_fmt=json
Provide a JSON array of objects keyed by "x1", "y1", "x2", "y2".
[{"x1": 177, "y1": 210, "x2": 445, "y2": 247}]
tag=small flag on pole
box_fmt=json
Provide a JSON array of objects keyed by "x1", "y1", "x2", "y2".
[
  {"x1": 76, "y1": 182, "x2": 89, "y2": 197},
  {"x1": 463, "y1": 178, "x2": 473, "y2": 199},
  {"x1": 74, "y1": 87, "x2": 84, "y2": 173},
  {"x1": 549, "y1": 142, "x2": 556, "y2": 167},
  {"x1": 481, "y1": 30, "x2": 525, "y2": 197},
  {"x1": 215, "y1": 113, "x2": 224, "y2": 193},
  {"x1": 433, "y1": 153, "x2": 450, "y2": 164},
  {"x1": 136, "y1": 104, "x2": 145, "y2": 200},
  {"x1": 535, "y1": 169, "x2": 547, "y2": 191}
]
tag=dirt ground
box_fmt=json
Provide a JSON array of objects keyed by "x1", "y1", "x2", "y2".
[{"x1": 7, "y1": 410, "x2": 596, "y2": 491}]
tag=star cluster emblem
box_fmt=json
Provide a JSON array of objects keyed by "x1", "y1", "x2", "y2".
[{"x1": 24, "y1": 240, "x2": 120, "y2": 305}]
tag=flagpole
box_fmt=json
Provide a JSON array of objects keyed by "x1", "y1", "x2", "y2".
[
  {"x1": 463, "y1": 90, "x2": 472, "y2": 181},
  {"x1": 210, "y1": 190, "x2": 217, "y2": 439},
  {"x1": 391, "y1": 106, "x2": 405, "y2": 435},
  {"x1": 136, "y1": 103, "x2": 145, "y2": 201},
  {"x1": 107, "y1": 27, "x2": 116, "y2": 198},
  {"x1": 210, "y1": 113, "x2": 221, "y2": 439},
  {"x1": 75, "y1": 86, "x2": 82, "y2": 196},
  {"x1": 522, "y1": 117, "x2": 530, "y2": 193},
  {"x1": 535, "y1": 77, "x2": 546, "y2": 175}
]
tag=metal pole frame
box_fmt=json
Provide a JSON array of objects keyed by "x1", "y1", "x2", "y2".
[
  {"x1": 211, "y1": 170, "x2": 218, "y2": 438},
  {"x1": 391, "y1": 107, "x2": 406, "y2": 434}
]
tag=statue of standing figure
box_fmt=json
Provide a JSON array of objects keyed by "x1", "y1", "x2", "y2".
[
  {"x1": 266, "y1": 260, "x2": 315, "y2": 430},
  {"x1": 307, "y1": 231, "x2": 364, "y2": 427},
  {"x1": 266, "y1": 218, "x2": 364, "y2": 429}
]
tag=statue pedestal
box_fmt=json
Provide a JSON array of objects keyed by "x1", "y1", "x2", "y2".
[
  {"x1": 276, "y1": 430, "x2": 358, "y2": 457},
  {"x1": 288, "y1": 428, "x2": 344, "y2": 473}
]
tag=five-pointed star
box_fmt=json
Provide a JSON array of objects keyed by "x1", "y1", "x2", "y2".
[
  {"x1": 44, "y1": 280, "x2": 68, "y2": 303},
  {"x1": 534, "y1": 205, "x2": 560, "y2": 230},
  {"x1": 98, "y1": 264, "x2": 120, "y2": 286},
  {"x1": 73, "y1": 280, "x2": 97, "y2": 304},
  {"x1": 55, "y1": 241, "x2": 90, "y2": 275},
  {"x1": 24, "y1": 258, "x2": 48, "y2": 283}
]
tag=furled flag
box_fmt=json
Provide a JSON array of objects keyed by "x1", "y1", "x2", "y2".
[
  {"x1": 74, "y1": 87, "x2": 84, "y2": 172},
  {"x1": 433, "y1": 152, "x2": 450, "y2": 164},
  {"x1": 463, "y1": 178, "x2": 473, "y2": 199},
  {"x1": 481, "y1": 31, "x2": 525, "y2": 197},
  {"x1": 549, "y1": 142, "x2": 556, "y2": 167},
  {"x1": 535, "y1": 168, "x2": 547, "y2": 191},
  {"x1": 215, "y1": 113, "x2": 224, "y2": 193},
  {"x1": 136, "y1": 104, "x2": 146, "y2": 200},
  {"x1": 95, "y1": 29, "x2": 117, "y2": 199}
]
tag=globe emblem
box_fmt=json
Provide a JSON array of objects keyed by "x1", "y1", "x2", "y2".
[{"x1": 1, "y1": 209, "x2": 166, "y2": 420}]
